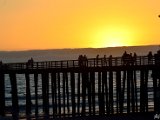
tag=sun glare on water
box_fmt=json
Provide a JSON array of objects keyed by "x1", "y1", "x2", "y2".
[{"x1": 91, "y1": 26, "x2": 135, "y2": 48}]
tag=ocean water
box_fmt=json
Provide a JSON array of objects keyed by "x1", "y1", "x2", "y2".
[
  {"x1": 1, "y1": 46, "x2": 158, "y2": 117},
  {"x1": 0, "y1": 45, "x2": 159, "y2": 63}
]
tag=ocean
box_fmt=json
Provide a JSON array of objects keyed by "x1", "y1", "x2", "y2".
[{"x1": 0, "y1": 45, "x2": 159, "y2": 63}]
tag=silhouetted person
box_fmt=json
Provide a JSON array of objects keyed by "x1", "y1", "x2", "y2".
[
  {"x1": 78, "y1": 55, "x2": 83, "y2": 67},
  {"x1": 83, "y1": 55, "x2": 88, "y2": 67},
  {"x1": 30, "y1": 57, "x2": 34, "y2": 62},
  {"x1": 96, "y1": 54, "x2": 99, "y2": 67},
  {"x1": 123, "y1": 51, "x2": 127, "y2": 57},
  {"x1": 27, "y1": 58, "x2": 34, "y2": 69},
  {"x1": 109, "y1": 55, "x2": 112, "y2": 66},
  {"x1": 122, "y1": 51, "x2": 127, "y2": 65},
  {"x1": 78, "y1": 55, "x2": 88, "y2": 67},
  {"x1": 103, "y1": 55, "x2": 107, "y2": 66},
  {"x1": 129, "y1": 53, "x2": 134, "y2": 65},
  {"x1": 147, "y1": 51, "x2": 153, "y2": 64},
  {"x1": 133, "y1": 52, "x2": 137, "y2": 65},
  {"x1": 122, "y1": 51, "x2": 134, "y2": 65}
]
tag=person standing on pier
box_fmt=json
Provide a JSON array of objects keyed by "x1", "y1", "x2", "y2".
[
  {"x1": 109, "y1": 55, "x2": 112, "y2": 66},
  {"x1": 147, "y1": 51, "x2": 153, "y2": 64},
  {"x1": 78, "y1": 55, "x2": 88, "y2": 67},
  {"x1": 103, "y1": 55, "x2": 107, "y2": 66},
  {"x1": 133, "y1": 52, "x2": 137, "y2": 65},
  {"x1": 78, "y1": 55, "x2": 83, "y2": 67},
  {"x1": 96, "y1": 54, "x2": 99, "y2": 67},
  {"x1": 122, "y1": 51, "x2": 127, "y2": 65},
  {"x1": 84, "y1": 55, "x2": 88, "y2": 67},
  {"x1": 27, "y1": 58, "x2": 34, "y2": 69}
]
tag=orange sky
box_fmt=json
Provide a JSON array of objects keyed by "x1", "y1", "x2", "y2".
[{"x1": 0, "y1": 0, "x2": 160, "y2": 50}]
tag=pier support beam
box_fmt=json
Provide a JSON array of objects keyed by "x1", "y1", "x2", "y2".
[
  {"x1": 90, "y1": 72, "x2": 95, "y2": 115},
  {"x1": 9, "y1": 73, "x2": 19, "y2": 120},
  {"x1": 42, "y1": 72, "x2": 49, "y2": 119},
  {"x1": 109, "y1": 71, "x2": 113, "y2": 114},
  {"x1": 0, "y1": 72, "x2": 5, "y2": 116},
  {"x1": 25, "y1": 73, "x2": 32, "y2": 116},
  {"x1": 51, "y1": 72, "x2": 57, "y2": 118},
  {"x1": 34, "y1": 73, "x2": 38, "y2": 118},
  {"x1": 82, "y1": 71, "x2": 87, "y2": 116},
  {"x1": 71, "y1": 72, "x2": 75, "y2": 117}
]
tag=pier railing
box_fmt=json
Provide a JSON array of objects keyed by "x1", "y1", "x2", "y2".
[{"x1": 2, "y1": 56, "x2": 156, "y2": 70}]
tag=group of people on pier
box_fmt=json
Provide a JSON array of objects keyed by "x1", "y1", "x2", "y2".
[
  {"x1": 78, "y1": 55, "x2": 88, "y2": 67},
  {"x1": 1, "y1": 50, "x2": 160, "y2": 69},
  {"x1": 77, "y1": 50, "x2": 160, "y2": 67},
  {"x1": 122, "y1": 51, "x2": 137, "y2": 65}
]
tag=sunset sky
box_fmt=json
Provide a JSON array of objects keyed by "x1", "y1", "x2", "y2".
[{"x1": 0, "y1": 0, "x2": 160, "y2": 51}]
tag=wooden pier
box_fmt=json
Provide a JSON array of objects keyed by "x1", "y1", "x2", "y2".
[{"x1": 0, "y1": 55, "x2": 160, "y2": 119}]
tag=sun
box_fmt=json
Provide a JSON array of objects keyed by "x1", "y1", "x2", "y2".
[
  {"x1": 103, "y1": 29, "x2": 133, "y2": 47},
  {"x1": 91, "y1": 25, "x2": 135, "y2": 48}
]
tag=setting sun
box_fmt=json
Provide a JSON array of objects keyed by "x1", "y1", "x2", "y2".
[{"x1": 91, "y1": 25, "x2": 135, "y2": 48}]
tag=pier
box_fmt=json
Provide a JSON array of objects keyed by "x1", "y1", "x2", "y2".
[{"x1": 0, "y1": 54, "x2": 160, "y2": 119}]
